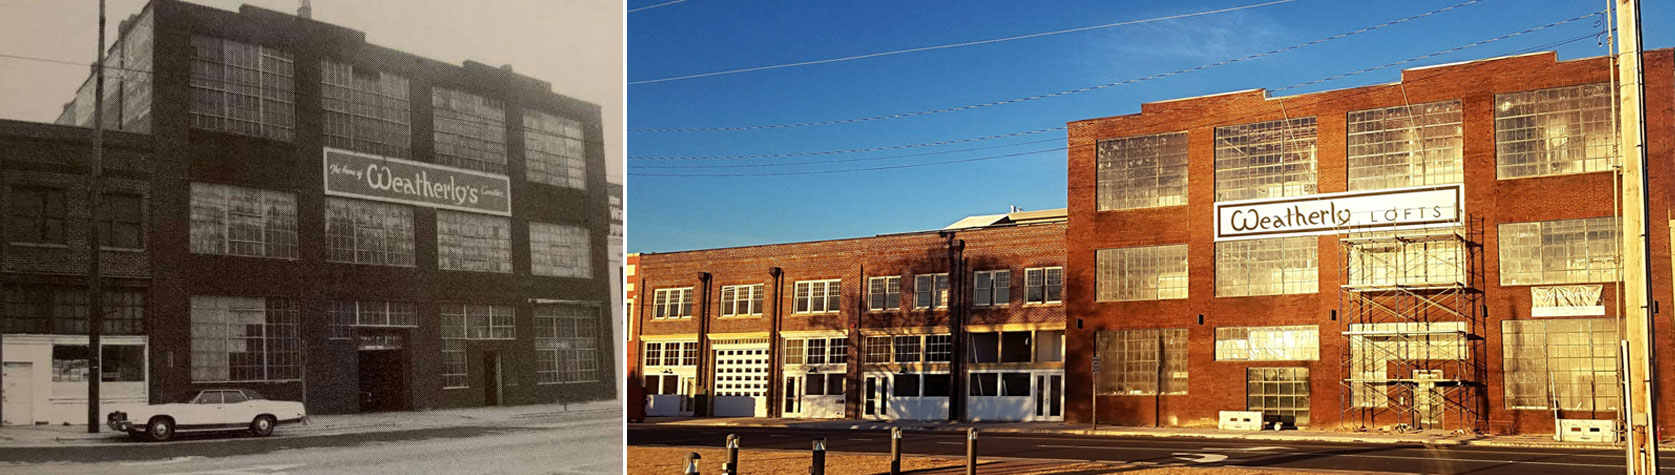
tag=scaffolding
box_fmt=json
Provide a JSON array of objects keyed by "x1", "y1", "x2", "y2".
[{"x1": 1338, "y1": 217, "x2": 1486, "y2": 433}]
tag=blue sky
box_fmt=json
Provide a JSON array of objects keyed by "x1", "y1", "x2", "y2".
[{"x1": 627, "y1": 0, "x2": 1673, "y2": 253}]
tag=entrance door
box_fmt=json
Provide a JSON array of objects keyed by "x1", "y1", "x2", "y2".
[
  {"x1": 358, "y1": 351, "x2": 410, "y2": 412},
  {"x1": 2, "y1": 363, "x2": 32, "y2": 425},
  {"x1": 863, "y1": 375, "x2": 889, "y2": 419},
  {"x1": 1414, "y1": 370, "x2": 1443, "y2": 429},
  {"x1": 1034, "y1": 374, "x2": 1063, "y2": 419},
  {"x1": 483, "y1": 351, "x2": 501, "y2": 406},
  {"x1": 782, "y1": 376, "x2": 800, "y2": 416}
]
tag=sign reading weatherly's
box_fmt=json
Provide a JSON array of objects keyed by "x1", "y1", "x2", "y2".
[
  {"x1": 323, "y1": 148, "x2": 511, "y2": 216},
  {"x1": 1214, "y1": 184, "x2": 1462, "y2": 241}
]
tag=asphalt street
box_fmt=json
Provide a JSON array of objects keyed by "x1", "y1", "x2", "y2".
[
  {"x1": 0, "y1": 414, "x2": 622, "y2": 475},
  {"x1": 629, "y1": 424, "x2": 1675, "y2": 474}
]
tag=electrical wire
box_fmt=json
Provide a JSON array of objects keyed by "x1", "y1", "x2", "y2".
[
  {"x1": 629, "y1": 127, "x2": 1066, "y2": 160},
  {"x1": 633, "y1": 137, "x2": 1066, "y2": 169},
  {"x1": 628, "y1": 0, "x2": 688, "y2": 14},
  {"x1": 629, "y1": 0, "x2": 1488, "y2": 132},
  {"x1": 628, "y1": 0, "x2": 1301, "y2": 85}
]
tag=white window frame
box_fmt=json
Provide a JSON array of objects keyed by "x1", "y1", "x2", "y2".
[
  {"x1": 866, "y1": 276, "x2": 901, "y2": 312},
  {"x1": 793, "y1": 279, "x2": 842, "y2": 314},
  {"x1": 1025, "y1": 267, "x2": 1064, "y2": 304},
  {"x1": 652, "y1": 287, "x2": 694, "y2": 319},
  {"x1": 913, "y1": 273, "x2": 950, "y2": 309},
  {"x1": 972, "y1": 269, "x2": 1010, "y2": 307},
  {"x1": 720, "y1": 284, "x2": 764, "y2": 317}
]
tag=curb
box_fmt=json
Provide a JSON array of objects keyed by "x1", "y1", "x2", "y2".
[{"x1": 17, "y1": 406, "x2": 620, "y2": 448}]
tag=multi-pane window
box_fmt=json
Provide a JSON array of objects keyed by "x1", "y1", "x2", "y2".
[
  {"x1": 1495, "y1": 83, "x2": 1615, "y2": 179},
  {"x1": 1216, "y1": 236, "x2": 1317, "y2": 297},
  {"x1": 436, "y1": 210, "x2": 512, "y2": 273},
  {"x1": 1095, "y1": 329, "x2": 1188, "y2": 395},
  {"x1": 972, "y1": 270, "x2": 1010, "y2": 307},
  {"x1": 653, "y1": 287, "x2": 693, "y2": 319},
  {"x1": 1247, "y1": 367, "x2": 1311, "y2": 426},
  {"x1": 914, "y1": 274, "x2": 950, "y2": 309},
  {"x1": 784, "y1": 337, "x2": 848, "y2": 365},
  {"x1": 535, "y1": 305, "x2": 599, "y2": 384},
  {"x1": 321, "y1": 60, "x2": 410, "y2": 158},
  {"x1": 1214, "y1": 117, "x2": 1318, "y2": 201},
  {"x1": 793, "y1": 279, "x2": 842, "y2": 314},
  {"x1": 925, "y1": 334, "x2": 952, "y2": 362},
  {"x1": 324, "y1": 197, "x2": 414, "y2": 266},
  {"x1": 190, "y1": 296, "x2": 300, "y2": 382},
  {"x1": 189, "y1": 36, "x2": 294, "y2": 141},
  {"x1": 8, "y1": 186, "x2": 66, "y2": 244},
  {"x1": 1346, "y1": 231, "x2": 1464, "y2": 287},
  {"x1": 1502, "y1": 318, "x2": 1618, "y2": 411},
  {"x1": 720, "y1": 284, "x2": 765, "y2": 317},
  {"x1": 530, "y1": 222, "x2": 592, "y2": 278},
  {"x1": 2, "y1": 285, "x2": 144, "y2": 335},
  {"x1": 525, "y1": 109, "x2": 587, "y2": 190},
  {"x1": 1215, "y1": 325, "x2": 1319, "y2": 361},
  {"x1": 1347, "y1": 100, "x2": 1464, "y2": 190},
  {"x1": 784, "y1": 339, "x2": 805, "y2": 365},
  {"x1": 189, "y1": 183, "x2": 298, "y2": 259},
  {"x1": 326, "y1": 300, "x2": 418, "y2": 340},
  {"x1": 867, "y1": 276, "x2": 901, "y2": 311},
  {"x1": 1499, "y1": 217, "x2": 1619, "y2": 286},
  {"x1": 1026, "y1": 267, "x2": 1064, "y2": 304},
  {"x1": 439, "y1": 303, "x2": 515, "y2": 388},
  {"x1": 1097, "y1": 245, "x2": 1186, "y2": 301},
  {"x1": 643, "y1": 341, "x2": 699, "y2": 367},
  {"x1": 100, "y1": 192, "x2": 144, "y2": 249},
  {"x1": 969, "y1": 331, "x2": 1036, "y2": 363},
  {"x1": 864, "y1": 336, "x2": 893, "y2": 363},
  {"x1": 432, "y1": 87, "x2": 507, "y2": 174},
  {"x1": 893, "y1": 335, "x2": 922, "y2": 364},
  {"x1": 1097, "y1": 131, "x2": 1189, "y2": 210}
]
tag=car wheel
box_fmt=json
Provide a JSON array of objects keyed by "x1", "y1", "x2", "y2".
[
  {"x1": 250, "y1": 415, "x2": 276, "y2": 437},
  {"x1": 146, "y1": 417, "x2": 174, "y2": 442}
]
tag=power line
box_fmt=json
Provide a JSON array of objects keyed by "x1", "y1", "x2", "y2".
[
  {"x1": 628, "y1": 0, "x2": 689, "y2": 14},
  {"x1": 628, "y1": 0, "x2": 1300, "y2": 85},
  {"x1": 633, "y1": 137, "x2": 1067, "y2": 169},
  {"x1": 630, "y1": 146, "x2": 1074, "y2": 177},
  {"x1": 628, "y1": 0, "x2": 1488, "y2": 132},
  {"x1": 629, "y1": 127, "x2": 1066, "y2": 160}
]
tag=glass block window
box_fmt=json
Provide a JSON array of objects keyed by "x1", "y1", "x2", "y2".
[
  {"x1": 972, "y1": 270, "x2": 1010, "y2": 307},
  {"x1": 1215, "y1": 236, "x2": 1317, "y2": 297},
  {"x1": 189, "y1": 296, "x2": 300, "y2": 382},
  {"x1": 1216, "y1": 325, "x2": 1319, "y2": 361},
  {"x1": 1214, "y1": 117, "x2": 1317, "y2": 201},
  {"x1": 1345, "y1": 231, "x2": 1464, "y2": 287},
  {"x1": 1502, "y1": 318, "x2": 1618, "y2": 411},
  {"x1": 325, "y1": 197, "x2": 415, "y2": 267},
  {"x1": 8, "y1": 186, "x2": 66, "y2": 244},
  {"x1": 321, "y1": 60, "x2": 411, "y2": 158},
  {"x1": 1498, "y1": 217, "x2": 1619, "y2": 286},
  {"x1": 432, "y1": 87, "x2": 507, "y2": 174},
  {"x1": 793, "y1": 279, "x2": 842, "y2": 314},
  {"x1": 1097, "y1": 245, "x2": 1187, "y2": 301},
  {"x1": 525, "y1": 109, "x2": 587, "y2": 190},
  {"x1": 720, "y1": 284, "x2": 764, "y2": 316},
  {"x1": 530, "y1": 222, "x2": 592, "y2": 278},
  {"x1": 914, "y1": 273, "x2": 950, "y2": 309},
  {"x1": 893, "y1": 335, "x2": 922, "y2": 364},
  {"x1": 652, "y1": 287, "x2": 693, "y2": 319},
  {"x1": 100, "y1": 192, "x2": 145, "y2": 249},
  {"x1": 1247, "y1": 367, "x2": 1311, "y2": 426},
  {"x1": 925, "y1": 334, "x2": 952, "y2": 362},
  {"x1": 864, "y1": 336, "x2": 893, "y2": 363},
  {"x1": 326, "y1": 300, "x2": 419, "y2": 340},
  {"x1": 1347, "y1": 100, "x2": 1464, "y2": 190},
  {"x1": 1495, "y1": 83, "x2": 1615, "y2": 179},
  {"x1": 535, "y1": 304, "x2": 599, "y2": 384},
  {"x1": 867, "y1": 276, "x2": 901, "y2": 311},
  {"x1": 189, "y1": 36, "x2": 294, "y2": 141},
  {"x1": 1097, "y1": 131, "x2": 1189, "y2": 210},
  {"x1": 436, "y1": 210, "x2": 512, "y2": 273},
  {"x1": 1094, "y1": 329, "x2": 1188, "y2": 395},
  {"x1": 189, "y1": 183, "x2": 298, "y2": 259}
]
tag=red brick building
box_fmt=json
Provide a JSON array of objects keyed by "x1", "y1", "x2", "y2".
[
  {"x1": 630, "y1": 211, "x2": 1066, "y2": 421},
  {"x1": 1066, "y1": 49, "x2": 1675, "y2": 435}
]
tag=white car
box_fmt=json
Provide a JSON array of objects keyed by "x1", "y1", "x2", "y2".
[{"x1": 107, "y1": 389, "x2": 306, "y2": 441}]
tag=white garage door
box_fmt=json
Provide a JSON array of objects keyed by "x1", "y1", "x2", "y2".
[{"x1": 712, "y1": 346, "x2": 769, "y2": 417}]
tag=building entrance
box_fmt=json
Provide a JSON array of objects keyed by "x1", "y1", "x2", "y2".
[{"x1": 356, "y1": 332, "x2": 410, "y2": 412}]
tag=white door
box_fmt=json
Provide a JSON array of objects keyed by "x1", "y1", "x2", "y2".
[
  {"x1": 711, "y1": 347, "x2": 769, "y2": 417},
  {"x1": 2, "y1": 363, "x2": 32, "y2": 425},
  {"x1": 782, "y1": 375, "x2": 801, "y2": 416},
  {"x1": 1035, "y1": 374, "x2": 1063, "y2": 419},
  {"x1": 863, "y1": 374, "x2": 889, "y2": 420}
]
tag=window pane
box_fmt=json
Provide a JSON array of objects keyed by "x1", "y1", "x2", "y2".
[{"x1": 1097, "y1": 131, "x2": 1190, "y2": 210}]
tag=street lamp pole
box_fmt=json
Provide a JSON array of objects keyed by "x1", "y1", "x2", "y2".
[{"x1": 1613, "y1": 0, "x2": 1657, "y2": 472}]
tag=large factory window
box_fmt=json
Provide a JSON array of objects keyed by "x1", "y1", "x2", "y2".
[
  {"x1": 530, "y1": 222, "x2": 593, "y2": 278},
  {"x1": 1096, "y1": 245, "x2": 1187, "y2": 301},
  {"x1": 525, "y1": 109, "x2": 588, "y2": 190},
  {"x1": 1096, "y1": 131, "x2": 1189, "y2": 211},
  {"x1": 1094, "y1": 329, "x2": 1188, "y2": 395},
  {"x1": 1495, "y1": 83, "x2": 1615, "y2": 179},
  {"x1": 189, "y1": 183, "x2": 298, "y2": 259},
  {"x1": 439, "y1": 303, "x2": 515, "y2": 388},
  {"x1": 325, "y1": 197, "x2": 415, "y2": 267},
  {"x1": 1502, "y1": 318, "x2": 1618, "y2": 411},
  {"x1": 326, "y1": 300, "x2": 419, "y2": 340},
  {"x1": 322, "y1": 60, "x2": 411, "y2": 158},
  {"x1": 1214, "y1": 117, "x2": 1317, "y2": 201},
  {"x1": 1347, "y1": 100, "x2": 1463, "y2": 190},
  {"x1": 535, "y1": 304, "x2": 599, "y2": 384},
  {"x1": 1215, "y1": 325, "x2": 1319, "y2": 361},
  {"x1": 436, "y1": 210, "x2": 512, "y2": 273},
  {"x1": 189, "y1": 296, "x2": 301, "y2": 382},
  {"x1": 1215, "y1": 236, "x2": 1317, "y2": 297},
  {"x1": 1498, "y1": 216, "x2": 1618, "y2": 286},
  {"x1": 189, "y1": 36, "x2": 294, "y2": 141},
  {"x1": 432, "y1": 87, "x2": 508, "y2": 174},
  {"x1": 1246, "y1": 367, "x2": 1310, "y2": 426}
]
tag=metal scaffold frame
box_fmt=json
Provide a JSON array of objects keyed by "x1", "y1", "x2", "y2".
[{"x1": 1337, "y1": 217, "x2": 1487, "y2": 433}]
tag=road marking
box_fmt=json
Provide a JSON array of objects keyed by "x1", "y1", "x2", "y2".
[
  {"x1": 1172, "y1": 453, "x2": 1230, "y2": 464},
  {"x1": 160, "y1": 464, "x2": 306, "y2": 475},
  {"x1": 1039, "y1": 444, "x2": 1155, "y2": 450},
  {"x1": 124, "y1": 456, "x2": 207, "y2": 466},
  {"x1": 1203, "y1": 446, "x2": 1290, "y2": 452},
  {"x1": 937, "y1": 441, "x2": 964, "y2": 445}
]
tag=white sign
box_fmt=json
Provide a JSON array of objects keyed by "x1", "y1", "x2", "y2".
[
  {"x1": 1532, "y1": 285, "x2": 1605, "y2": 317},
  {"x1": 1214, "y1": 184, "x2": 1463, "y2": 241}
]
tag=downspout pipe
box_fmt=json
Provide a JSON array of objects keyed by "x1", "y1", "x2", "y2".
[
  {"x1": 766, "y1": 266, "x2": 784, "y2": 417},
  {"x1": 696, "y1": 272, "x2": 712, "y2": 416}
]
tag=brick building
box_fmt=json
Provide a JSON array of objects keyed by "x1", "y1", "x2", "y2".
[
  {"x1": 630, "y1": 211, "x2": 1066, "y2": 421},
  {"x1": 1066, "y1": 49, "x2": 1674, "y2": 435},
  {"x1": 2, "y1": 0, "x2": 614, "y2": 425}
]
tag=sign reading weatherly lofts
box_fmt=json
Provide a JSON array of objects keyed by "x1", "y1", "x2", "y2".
[
  {"x1": 323, "y1": 148, "x2": 511, "y2": 216},
  {"x1": 1214, "y1": 184, "x2": 1462, "y2": 241}
]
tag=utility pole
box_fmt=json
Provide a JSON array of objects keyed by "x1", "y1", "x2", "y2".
[
  {"x1": 1614, "y1": 0, "x2": 1657, "y2": 472},
  {"x1": 86, "y1": 0, "x2": 107, "y2": 434}
]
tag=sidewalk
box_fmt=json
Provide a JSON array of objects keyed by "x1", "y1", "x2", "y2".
[
  {"x1": 0, "y1": 399, "x2": 619, "y2": 447},
  {"x1": 642, "y1": 416, "x2": 1663, "y2": 450}
]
